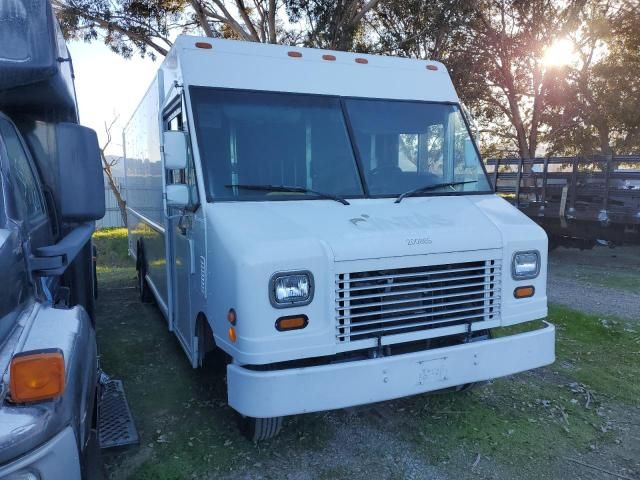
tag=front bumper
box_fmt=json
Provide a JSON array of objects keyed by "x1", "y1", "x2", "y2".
[
  {"x1": 0, "y1": 426, "x2": 81, "y2": 480},
  {"x1": 228, "y1": 321, "x2": 555, "y2": 418}
]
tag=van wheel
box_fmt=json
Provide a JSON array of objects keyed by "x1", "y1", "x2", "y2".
[{"x1": 237, "y1": 414, "x2": 283, "y2": 441}]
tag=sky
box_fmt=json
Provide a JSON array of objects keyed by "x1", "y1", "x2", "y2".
[{"x1": 68, "y1": 40, "x2": 159, "y2": 156}]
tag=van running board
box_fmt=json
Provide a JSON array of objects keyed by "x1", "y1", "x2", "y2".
[{"x1": 98, "y1": 379, "x2": 139, "y2": 449}]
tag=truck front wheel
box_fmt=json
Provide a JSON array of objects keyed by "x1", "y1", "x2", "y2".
[{"x1": 237, "y1": 414, "x2": 283, "y2": 442}]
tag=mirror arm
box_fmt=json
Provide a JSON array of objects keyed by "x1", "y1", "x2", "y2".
[{"x1": 27, "y1": 222, "x2": 94, "y2": 276}]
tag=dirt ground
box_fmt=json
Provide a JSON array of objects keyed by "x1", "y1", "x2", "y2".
[{"x1": 94, "y1": 233, "x2": 640, "y2": 480}]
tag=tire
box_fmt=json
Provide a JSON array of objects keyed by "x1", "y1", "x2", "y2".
[
  {"x1": 237, "y1": 414, "x2": 283, "y2": 442},
  {"x1": 137, "y1": 246, "x2": 154, "y2": 304}
]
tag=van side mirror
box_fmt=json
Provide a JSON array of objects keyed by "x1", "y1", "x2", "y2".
[
  {"x1": 55, "y1": 124, "x2": 105, "y2": 222},
  {"x1": 166, "y1": 184, "x2": 190, "y2": 209},
  {"x1": 163, "y1": 131, "x2": 187, "y2": 171}
]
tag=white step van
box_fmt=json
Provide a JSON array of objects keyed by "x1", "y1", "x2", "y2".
[{"x1": 123, "y1": 36, "x2": 555, "y2": 440}]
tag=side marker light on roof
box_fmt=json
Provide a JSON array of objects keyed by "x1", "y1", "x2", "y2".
[
  {"x1": 322, "y1": 54, "x2": 336, "y2": 61},
  {"x1": 195, "y1": 42, "x2": 213, "y2": 49},
  {"x1": 355, "y1": 58, "x2": 368, "y2": 64},
  {"x1": 426, "y1": 64, "x2": 438, "y2": 71},
  {"x1": 288, "y1": 51, "x2": 303, "y2": 58}
]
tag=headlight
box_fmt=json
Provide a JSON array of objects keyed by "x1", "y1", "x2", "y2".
[
  {"x1": 511, "y1": 251, "x2": 540, "y2": 280},
  {"x1": 270, "y1": 271, "x2": 314, "y2": 307}
]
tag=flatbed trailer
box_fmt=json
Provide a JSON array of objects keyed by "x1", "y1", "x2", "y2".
[{"x1": 486, "y1": 155, "x2": 640, "y2": 247}]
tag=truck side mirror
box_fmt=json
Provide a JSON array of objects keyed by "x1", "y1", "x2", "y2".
[
  {"x1": 55, "y1": 124, "x2": 105, "y2": 222},
  {"x1": 163, "y1": 131, "x2": 187, "y2": 171},
  {"x1": 166, "y1": 184, "x2": 190, "y2": 209}
]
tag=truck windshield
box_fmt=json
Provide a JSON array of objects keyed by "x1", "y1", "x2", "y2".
[{"x1": 190, "y1": 88, "x2": 491, "y2": 201}]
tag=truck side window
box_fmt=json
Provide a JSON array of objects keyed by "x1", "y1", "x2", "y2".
[{"x1": 0, "y1": 118, "x2": 45, "y2": 219}]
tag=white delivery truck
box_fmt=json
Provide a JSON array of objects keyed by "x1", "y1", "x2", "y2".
[{"x1": 124, "y1": 36, "x2": 555, "y2": 440}]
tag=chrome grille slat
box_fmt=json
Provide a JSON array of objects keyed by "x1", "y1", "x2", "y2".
[
  {"x1": 335, "y1": 280, "x2": 496, "y2": 302},
  {"x1": 336, "y1": 311, "x2": 495, "y2": 339},
  {"x1": 337, "y1": 303, "x2": 497, "y2": 329},
  {"x1": 336, "y1": 260, "x2": 501, "y2": 343},
  {"x1": 335, "y1": 264, "x2": 492, "y2": 285},
  {"x1": 335, "y1": 286, "x2": 495, "y2": 311},
  {"x1": 337, "y1": 295, "x2": 499, "y2": 320},
  {"x1": 335, "y1": 272, "x2": 492, "y2": 293}
]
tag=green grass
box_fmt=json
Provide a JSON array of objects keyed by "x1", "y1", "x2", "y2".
[
  {"x1": 405, "y1": 305, "x2": 640, "y2": 477},
  {"x1": 551, "y1": 305, "x2": 640, "y2": 404},
  {"x1": 93, "y1": 228, "x2": 130, "y2": 270},
  {"x1": 95, "y1": 232, "x2": 640, "y2": 479},
  {"x1": 554, "y1": 265, "x2": 640, "y2": 293}
]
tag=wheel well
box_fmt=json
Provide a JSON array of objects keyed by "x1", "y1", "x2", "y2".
[{"x1": 195, "y1": 312, "x2": 215, "y2": 359}]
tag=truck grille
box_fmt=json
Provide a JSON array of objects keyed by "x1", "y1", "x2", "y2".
[{"x1": 336, "y1": 260, "x2": 501, "y2": 343}]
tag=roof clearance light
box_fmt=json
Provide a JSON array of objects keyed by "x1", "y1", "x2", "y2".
[
  {"x1": 355, "y1": 58, "x2": 368, "y2": 64},
  {"x1": 426, "y1": 64, "x2": 438, "y2": 71},
  {"x1": 288, "y1": 51, "x2": 303, "y2": 58},
  {"x1": 10, "y1": 349, "x2": 65, "y2": 403},
  {"x1": 195, "y1": 42, "x2": 213, "y2": 49},
  {"x1": 322, "y1": 54, "x2": 336, "y2": 61}
]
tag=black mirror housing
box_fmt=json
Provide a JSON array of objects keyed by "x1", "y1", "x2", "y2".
[{"x1": 55, "y1": 124, "x2": 105, "y2": 222}]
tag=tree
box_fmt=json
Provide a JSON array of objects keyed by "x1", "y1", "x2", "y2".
[
  {"x1": 452, "y1": 0, "x2": 587, "y2": 159},
  {"x1": 54, "y1": 0, "x2": 381, "y2": 58},
  {"x1": 286, "y1": 0, "x2": 381, "y2": 50},
  {"x1": 545, "y1": 0, "x2": 640, "y2": 156},
  {"x1": 362, "y1": 0, "x2": 585, "y2": 159},
  {"x1": 366, "y1": 0, "x2": 474, "y2": 60},
  {"x1": 100, "y1": 116, "x2": 128, "y2": 226}
]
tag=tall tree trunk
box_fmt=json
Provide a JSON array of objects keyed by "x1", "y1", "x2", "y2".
[{"x1": 102, "y1": 154, "x2": 128, "y2": 227}]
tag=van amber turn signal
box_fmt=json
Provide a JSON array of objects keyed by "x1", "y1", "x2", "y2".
[
  {"x1": 10, "y1": 349, "x2": 65, "y2": 403},
  {"x1": 275, "y1": 315, "x2": 308, "y2": 331},
  {"x1": 514, "y1": 286, "x2": 535, "y2": 299}
]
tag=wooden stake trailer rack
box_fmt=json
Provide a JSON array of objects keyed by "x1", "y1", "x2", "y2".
[{"x1": 486, "y1": 155, "x2": 640, "y2": 247}]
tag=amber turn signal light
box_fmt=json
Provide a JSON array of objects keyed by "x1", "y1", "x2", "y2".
[
  {"x1": 227, "y1": 308, "x2": 237, "y2": 325},
  {"x1": 514, "y1": 286, "x2": 535, "y2": 299},
  {"x1": 10, "y1": 349, "x2": 65, "y2": 403},
  {"x1": 228, "y1": 327, "x2": 237, "y2": 343},
  {"x1": 275, "y1": 315, "x2": 308, "y2": 332}
]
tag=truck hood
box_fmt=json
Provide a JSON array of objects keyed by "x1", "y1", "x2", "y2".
[{"x1": 207, "y1": 194, "x2": 507, "y2": 261}]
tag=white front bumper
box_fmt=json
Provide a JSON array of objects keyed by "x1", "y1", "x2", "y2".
[{"x1": 228, "y1": 322, "x2": 555, "y2": 418}]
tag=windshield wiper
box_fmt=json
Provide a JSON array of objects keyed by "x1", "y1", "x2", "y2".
[
  {"x1": 395, "y1": 180, "x2": 478, "y2": 204},
  {"x1": 225, "y1": 184, "x2": 350, "y2": 205}
]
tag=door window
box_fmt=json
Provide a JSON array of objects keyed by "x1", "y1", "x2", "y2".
[
  {"x1": 164, "y1": 105, "x2": 199, "y2": 206},
  {"x1": 0, "y1": 118, "x2": 45, "y2": 219}
]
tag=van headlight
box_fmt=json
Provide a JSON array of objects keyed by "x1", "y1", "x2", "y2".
[
  {"x1": 511, "y1": 251, "x2": 540, "y2": 280},
  {"x1": 270, "y1": 271, "x2": 314, "y2": 308}
]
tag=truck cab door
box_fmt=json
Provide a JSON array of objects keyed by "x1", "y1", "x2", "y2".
[{"x1": 163, "y1": 105, "x2": 199, "y2": 365}]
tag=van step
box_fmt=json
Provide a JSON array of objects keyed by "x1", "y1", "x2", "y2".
[{"x1": 98, "y1": 379, "x2": 139, "y2": 449}]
